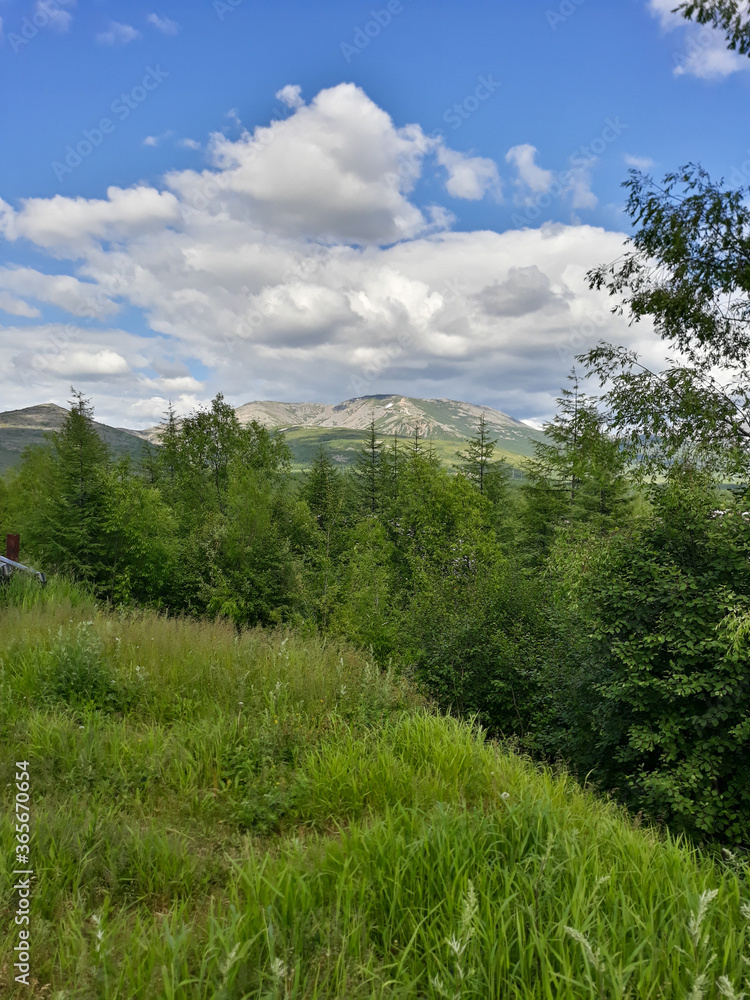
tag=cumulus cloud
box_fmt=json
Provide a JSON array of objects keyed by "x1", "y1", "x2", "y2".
[
  {"x1": 0, "y1": 267, "x2": 117, "y2": 318},
  {"x1": 167, "y1": 83, "x2": 438, "y2": 244},
  {"x1": 0, "y1": 84, "x2": 641, "y2": 427},
  {"x1": 506, "y1": 144, "x2": 554, "y2": 194},
  {"x1": 146, "y1": 13, "x2": 178, "y2": 35},
  {"x1": 40, "y1": 349, "x2": 130, "y2": 378},
  {"x1": 0, "y1": 292, "x2": 40, "y2": 318},
  {"x1": 647, "y1": 0, "x2": 750, "y2": 78},
  {"x1": 6, "y1": 186, "x2": 181, "y2": 251},
  {"x1": 477, "y1": 266, "x2": 564, "y2": 317},
  {"x1": 96, "y1": 21, "x2": 139, "y2": 46},
  {"x1": 436, "y1": 147, "x2": 502, "y2": 201},
  {"x1": 275, "y1": 84, "x2": 304, "y2": 109}
]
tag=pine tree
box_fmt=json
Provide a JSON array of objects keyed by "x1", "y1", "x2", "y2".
[
  {"x1": 521, "y1": 372, "x2": 632, "y2": 557},
  {"x1": 44, "y1": 388, "x2": 111, "y2": 580},
  {"x1": 456, "y1": 412, "x2": 501, "y2": 494},
  {"x1": 354, "y1": 419, "x2": 383, "y2": 514}
]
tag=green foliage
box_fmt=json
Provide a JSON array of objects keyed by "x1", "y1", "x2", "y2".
[
  {"x1": 578, "y1": 473, "x2": 750, "y2": 842},
  {"x1": 354, "y1": 419, "x2": 384, "y2": 514},
  {"x1": 520, "y1": 373, "x2": 632, "y2": 559},
  {"x1": 455, "y1": 411, "x2": 508, "y2": 496},
  {"x1": 677, "y1": 1, "x2": 750, "y2": 55},
  {"x1": 39, "y1": 622, "x2": 137, "y2": 714},
  {"x1": 584, "y1": 165, "x2": 750, "y2": 476},
  {"x1": 34, "y1": 389, "x2": 112, "y2": 582}
]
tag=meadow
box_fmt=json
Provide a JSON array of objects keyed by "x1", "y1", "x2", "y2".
[{"x1": 0, "y1": 577, "x2": 748, "y2": 999}]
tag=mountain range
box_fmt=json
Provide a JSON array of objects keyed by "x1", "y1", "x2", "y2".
[
  {"x1": 0, "y1": 396, "x2": 545, "y2": 472},
  {"x1": 0, "y1": 403, "x2": 151, "y2": 473}
]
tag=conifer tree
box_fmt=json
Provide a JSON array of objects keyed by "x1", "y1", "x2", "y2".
[
  {"x1": 521, "y1": 372, "x2": 632, "y2": 557},
  {"x1": 43, "y1": 388, "x2": 111, "y2": 580},
  {"x1": 456, "y1": 412, "x2": 503, "y2": 495},
  {"x1": 354, "y1": 419, "x2": 383, "y2": 514}
]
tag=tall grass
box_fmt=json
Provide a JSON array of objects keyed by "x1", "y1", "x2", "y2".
[{"x1": 0, "y1": 582, "x2": 748, "y2": 997}]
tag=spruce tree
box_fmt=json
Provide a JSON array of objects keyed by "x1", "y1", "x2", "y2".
[
  {"x1": 521, "y1": 372, "x2": 632, "y2": 557},
  {"x1": 44, "y1": 389, "x2": 111, "y2": 581},
  {"x1": 456, "y1": 412, "x2": 501, "y2": 494},
  {"x1": 354, "y1": 419, "x2": 383, "y2": 514}
]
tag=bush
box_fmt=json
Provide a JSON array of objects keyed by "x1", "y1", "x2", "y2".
[
  {"x1": 577, "y1": 474, "x2": 750, "y2": 843},
  {"x1": 42, "y1": 623, "x2": 136, "y2": 714}
]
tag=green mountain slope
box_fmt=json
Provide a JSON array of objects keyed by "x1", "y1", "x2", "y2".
[
  {"x1": 1, "y1": 585, "x2": 747, "y2": 997},
  {"x1": 0, "y1": 403, "x2": 151, "y2": 473},
  {"x1": 236, "y1": 394, "x2": 545, "y2": 468}
]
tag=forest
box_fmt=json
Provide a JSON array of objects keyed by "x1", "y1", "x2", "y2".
[{"x1": 3, "y1": 156, "x2": 750, "y2": 852}]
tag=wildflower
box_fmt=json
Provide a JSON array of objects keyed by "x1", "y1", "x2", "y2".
[{"x1": 500, "y1": 792, "x2": 510, "y2": 801}]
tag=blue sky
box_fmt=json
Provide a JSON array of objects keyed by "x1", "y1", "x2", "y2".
[{"x1": 1, "y1": 0, "x2": 748, "y2": 426}]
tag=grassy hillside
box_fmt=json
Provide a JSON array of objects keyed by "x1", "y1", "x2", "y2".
[
  {"x1": 284, "y1": 427, "x2": 534, "y2": 471},
  {"x1": 1, "y1": 581, "x2": 748, "y2": 998},
  {"x1": 0, "y1": 405, "x2": 151, "y2": 473}
]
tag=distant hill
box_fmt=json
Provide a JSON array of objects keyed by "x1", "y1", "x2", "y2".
[
  {"x1": 1, "y1": 395, "x2": 544, "y2": 474},
  {"x1": 0, "y1": 403, "x2": 152, "y2": 473},
  {"x1": 233, "y1": 395, "x2": 544, "y2": 467},
  {"x1": 234, "y1": 395, "x2": 538, "y2": 440},
  {"x1": 136, "y1": 394, "x2": 544, "y2": 468}
]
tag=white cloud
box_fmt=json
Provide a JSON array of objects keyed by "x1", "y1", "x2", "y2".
[
  {"x1": 36, "y1": 0, "x2": 73, "y2": 33},
  {"x1": 675, "y1": 37, "x2": 748, "y2": 78},
  {"x1": 625, "y1": 154, "x2": 655, "y2": 169},
  {"x1": 506, "y1": 144, "x2": 554, "y2": 194},
  {"x1": 96, "y1": 21, "x2": 139, "y2": 46},
  {"x1": 146, "y1": 13, "x2": 178, "y2": 35},
  {"x1": 168, "y1": 83, "x2": 441, "y2": 244},
  {"x1": 0, "y1": 291, "x2": 40, "y2": 318},
  {"x1": 0, "y1": 266, "x2": 117, "y2": 318},
  {"x1": 178, "y1": 138, "x2": 202, "y2": 151},
  {"x1": 40, "y1": 349, "x2": 130, "y2": 378},
  {"x1": 647, "y1": 0, "x2": 750, "y2": 78},
  {"x1": 143, "y1": 131, "x2": 174, "y2": 148},
  {"x1": 275, "y1": 84, "x2": 303, "y2": 109},
  {"x1": 7, "y1": 186, "x2": 181, "y2": 251},
  {"x1": 0, "y1": 84, "x2": 650, "y2": 427},
  {"x1": 647, "y1": 0, "x2": 681, "y2": 30},
  {"x1": 435, "y1": 147, "x2": 502, "y2": 201}
]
